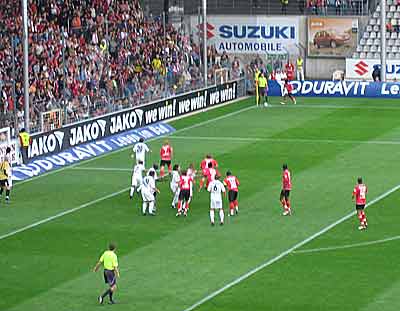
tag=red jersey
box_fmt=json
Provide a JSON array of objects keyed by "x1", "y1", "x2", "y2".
[
  {"x1": 160, "y1": 145, "x2": 172, "y2": 161},
  {"x1": 224, "y1": 176, "x2": 240, "y2": 192},
  {"x1": 205, "y1": 168, "x2": 219, "y2": 185},
  {"x1": 285, "y1": 63, "x2": 295, "y2": 80},
  {"x1": 285, "y1": 82, "x2": 293, "y2": 92},
  {"x1": 200, "y1": 158, "x2": 218, "y2": 170},
  {"x1": 282, "y1": 169, "x2": 292, "y2": 190},
  {"x1": 353, "y1": 184, "x2": 367, "y2": 205},
  {"x1": 179, "y1": 175, "x2": 193, "y2": 191}
]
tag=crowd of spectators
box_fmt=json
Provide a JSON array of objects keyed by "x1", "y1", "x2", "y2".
[{"x1": 0, "y1": 0, "x2": 205, "y2": 132}]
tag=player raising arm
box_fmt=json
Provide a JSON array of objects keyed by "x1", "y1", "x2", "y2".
[
  {"x1": 207, "y1": 175, "x2": 226, "y2": 226},
  {"x1": 280, "y1": 164, "x2": 292, "y2": 216},
  {"x1": 160, "y1": 140, "x2": 173, "y2": 178},
  {"x1": 132, "y1": 137, "x2": 151, "y2": 167},
  {"x1": 352, "y1": 177, "x2": 368, "y2": 230},
  {"x1": 176, "y1": 170, "x2": 194, "y2": 217},
  {"x1": 199, "y1": 154, "x2": 218, "y2": 191},
  {"x1": 224, "y1": 170, "x2": 240, "y2": 216}
]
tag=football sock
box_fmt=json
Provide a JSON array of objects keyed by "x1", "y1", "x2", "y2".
[
  {"x1": 142, "y1": 202, "x2": 148, "y2": 214},
  {"x1": 5, "y1": 189, "x2": 9, "y2": 200},
  {"x1": 361, "y1": 211, "x2": 367, "y2": 225},
  {"x1": 184, "y1": 202, "x2": 190, "y2": 213},
  {"x1": 219, "y1": 209, "x2": 224, "y2": 223},
  {"x1": 149, "y1": 201, "x2": 154, "y2": 214},
  {"x1": 265, "y1": 96, "x2": 269, "y2": 103},
  {"x1": 286, "y1": 200, "x2": 291, "y2": 211},
  {"x1": 130, "y1": 187, "x2": 135, "y2": 197},
  {"x1": 0, "y1": 188, "x2": 3, "y2": 196},
  {"x1": 281, "y1": 199, "x2": 286, "y2": 208},
  {"x1": 229, "y1": 202, "x2": 235, "y2": 215},
  {"x1": 210, "y1": 210, "x2": 215, "y2": 223},
  {"x1": 109, "y1": 291, "x2": 113, "y2": 301},
  {"x1": 160, "y1": 166, "x2": 165, "y2": 177},
  {"x1": 102, "y1": 289, "x2": 111, "y2": 299},
  {"x1": 234, "y1": 200, "x2": 239, "y2": 210},
  {"x1": 358, "y1": 213, "x2": 363, "y2": 225},
  {"x1": 177, "y1": 201, "x2": 182, "y2": 213},
  {"x1": 168, "y1": 165, "x2": 172, "y2": 174},
  {"x1": 199, "y1": 179, "x2": 204, "y2": 189}
]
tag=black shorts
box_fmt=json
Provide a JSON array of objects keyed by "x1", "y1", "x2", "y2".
[
  {"x1": 160, "y1": 159, "x2": 171, "y2": 167},
  {"x1": 258, "y1": 86, "x2": 266, "y2": 96},
  {"x1": 228, "y1": 190, "x2": 238, "y2": 202},
  {"x1": 179, "y1": 189, "x2": 191, "y2": 202},
  {"x1": 0, "y1": 179, "x2": 8, "y2": 187},
  {"x1": 280, "y1": 189, "x2": 290, "y2": 200},
  {"x1": 103, "y1": 269, "x2": 116, "y2": 286},
  {"x1": 356, "y1": 204, "x2": 365, "y2": 210}
]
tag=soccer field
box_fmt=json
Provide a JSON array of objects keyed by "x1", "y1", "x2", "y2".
[{"x1": 2, "y1": 96, "x2": 400, "y2": 311}]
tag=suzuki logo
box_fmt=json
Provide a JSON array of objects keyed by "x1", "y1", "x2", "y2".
[
  {"x1": 197, "y1": 23, "x2": 215, "y2": 39},
  {"x1": 354, "y1": 61, "x2": 369, "y2": 76}
]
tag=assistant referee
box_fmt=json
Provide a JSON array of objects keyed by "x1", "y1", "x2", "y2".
[{"x1": 93, "y1": 243, "x2": 120, "y2": 305}]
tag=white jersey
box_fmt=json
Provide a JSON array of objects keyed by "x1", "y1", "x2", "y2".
[
  {"x1": 131, "y1": 163, "x2": 145, "y2": 187},
  {"x1": 133, "y1": 142, "x2": 149, "y2": 163},
  {"x1": 141, "y1": 175, "x2": 156, "y2": 202},
  {"x1": 170, "y1": 170, "x2": 180, "y2": 192},
  {"x1": 147, "y1": 167, "x2": 158, "y2": 181},
  {"x1": 207, "y1": 180, "x2": 225, "y2": 203}
]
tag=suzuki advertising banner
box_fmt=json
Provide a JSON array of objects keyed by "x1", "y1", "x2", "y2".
[
  {"x1": 308, "y1": 17, "x2": 358, "y2": 57},
  {"x1": 191, "y1": 15, "x2": 299, "y2": 54},
  {"x1": 267, "y1": 80, "x2": 400, "y2": 98},
  {"x1": 346, "y1": 59, "x2": 400, "y2": 81},
  {"x1": 28, "y1": 81, "x2": 238, "y2": 160}
]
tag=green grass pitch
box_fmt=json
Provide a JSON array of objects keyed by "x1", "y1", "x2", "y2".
[{"x1": 2, "y1": 96, "x2": 400, "y2": 311}]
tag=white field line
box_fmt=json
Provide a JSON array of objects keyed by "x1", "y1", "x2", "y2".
[
  {"x1": 14, "y1": 104, "x2": 255, "y2": 187},
  {"x1": 0, "y1": 105, "x2": 255, "y2": 241},
  {"x1": 182, "y1": 183, "x2": 400, "y2": 311},
  {"x1": 170, "y1": 135, "x2": 400, "y2": 146},
  {"x1": 71, "y1": 167, "x2": 132, "y2": 172},
  {"x1": 0, "y1": 188, "x2": 129, "y2": 241},
  {"x1": 269, "y1": 104, "x2": 400, "y2": 110},
  {"x1": 293, "y1": 235, "x2": 400, "y2": 254}
]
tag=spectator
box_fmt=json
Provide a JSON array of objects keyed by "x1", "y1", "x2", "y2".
[
  {"x1": 281, "y1": 0, "x2": 289, "y2": 14},
  {"x1": 372, "y1": 65, "x2": 381, "y2": 82}
]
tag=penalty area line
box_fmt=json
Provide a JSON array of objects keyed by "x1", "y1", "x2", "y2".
[
  {"x1": 293, "y1": 235, "x2": 400, "y2": 254},
  {"x1": 182, "y1": 182, "x2": 400, "y2": 311}
]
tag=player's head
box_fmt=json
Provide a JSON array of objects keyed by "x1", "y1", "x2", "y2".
[
  {"x1": 282, "y1": 163, "x2": 288, "y2": 170},
  {"x1": 164, "y1": 139, "x2": 169, "y2": 145},
  {"x1": 139, "y1": 137, "x2": 144, "y2": 143},
  {"x1": 153, "y1": 163, "x2": 159, "y2": 170},
  {"x1": 181, "y1": 170, "x2": 187, "y2": 176},
  {"x1": 215, "y1": 174, "x2": 220, "y2": 180},
  {"x1": 138, "y1": 160, "x2": 143, "y2": 165},
  {"x1": 173, "y1": 164, "x2": 179, "y2": 171},
  {"x1": 226, "y1": 170, "x2": 232, "y2": 176},
  {"x1": 149, "y1": 170, "x2": 155, "y2": 177},
  {"x1": 109, "y1": 243, "x2": 116, "y2": 251},
  {"x1": 357, "y1": 177, "x2": 363, "y2": 184},
  {"x1": 206, "y1": 154, "x2": 212, "y2": 159},
  {"x1": 5, "y1": 147, "x2": 11, "y2": 154},
  {"x1": 189, "y1": 163, "x2": 194, "y2": 169},
  {"x1": 20, "y1": 128, "x2": 26, "y2": 133}
]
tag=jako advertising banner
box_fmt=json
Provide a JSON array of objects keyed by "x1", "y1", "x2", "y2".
[
  {"x1": 267, "y1": 80, "x2": 400, "y2": 98},
  {"x1": 191, "y1": 15, "x2": 299, "y2": 54},
  {"x1": 29, "y1": 81, "x2": 238, "y2": 160},
  {"x1": 346, "y1": 59, "x2": 400, "y2": 81}
]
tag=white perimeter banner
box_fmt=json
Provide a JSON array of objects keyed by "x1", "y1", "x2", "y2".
[
  {"x1": 346, "y1": 58, "x2": 400, "y2": 81},
  {"x1": 190, "y1": 15, "x2": 299, "y2": 55}
]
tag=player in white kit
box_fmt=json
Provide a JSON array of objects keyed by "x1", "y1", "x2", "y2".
[
  {"x1": 207, "y1": 175, "x2": 226, "y2": 226},
  {"x1": 170, "y1": 164, "x2": 180, "y2": 209},
  {"x1": 132, "y1": 137, "x2": 150, "y2": 167},
  {"x1": 147, "y1": 163, "x2": 159, "y2": 211},
  {"x1": 139, "y1": 171, "x2": 160, "y2": 216},
  {"x1": 130, "y1": 160, "x2": 145, "y2": 199}
]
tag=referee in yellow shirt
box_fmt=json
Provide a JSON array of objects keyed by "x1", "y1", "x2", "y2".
[{"x1": 93, "y1": 243, "x2": 120, "y2": 304}]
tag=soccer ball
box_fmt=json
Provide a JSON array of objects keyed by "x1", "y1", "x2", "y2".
[{"x1": 264, "y1": 102, "x2": 269, "y2": 107}]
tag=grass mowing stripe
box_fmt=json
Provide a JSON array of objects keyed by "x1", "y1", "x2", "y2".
[
  {"x1": 71, "y1": 167, "x2": 132, "y2": 172},
  {"x1": 14, "y1": 103, "x2": 255, "y2": 187},
  {"x1": 270, "y1": 104, "x2": 400, "y2": 110},
  {"x1": 171, "y1": 135, "x2": 400, "y2": 145},
  {"x1": 0, "y1": 188, "x2": 129, "y2": 241},
  {"x1": 182, "y1": 182, "x2": 400, "y2": 311},
  {"x1": 293, "y1": 235, "x2": 400, "y2": 254},
  {"x1": 1, "y1": 104, "x2": 256, "y2": 241}
]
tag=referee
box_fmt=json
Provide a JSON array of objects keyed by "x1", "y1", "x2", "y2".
[{"x1": 93, "y1": 243, "x2": 120, "y2": 304}]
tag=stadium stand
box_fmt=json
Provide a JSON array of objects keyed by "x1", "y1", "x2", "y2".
[{"x1": 353, "y1": 0, "x2": 400, "y2": 59}]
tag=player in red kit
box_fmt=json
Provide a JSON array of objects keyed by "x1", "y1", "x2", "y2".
[
  {"x1": 176, "y1": 170, "x2": 194, "y2": 217},
  {"x1": 280, "y1": 80, "x2": 296, "y2": 105},
  {"x1": 352, "y1": 177, "x2": 368, "y2": 230},
  {"x1": 280, "y1": 164, "x2": 292, "y2": 216},
  {"x1": 159, "y1": 140, "x2": 173, "y2": 178},
  {"x1": 199, "y1": 154, "x2": 218, "y2": 191},
  {"x1": 224, "y1": 171, "x2": 240, "y2": 216},
  {"x1": 202, "y1": 161, "x2": 220, "y2": 191}
]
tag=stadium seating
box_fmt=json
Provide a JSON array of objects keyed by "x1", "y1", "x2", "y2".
[{"x1": 353, "y1": 1, "x2": 400, "y2": 59}]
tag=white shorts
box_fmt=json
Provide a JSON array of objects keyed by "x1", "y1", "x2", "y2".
[
  {"x1": 141, "y1": 190, "x2": 155, "y2": 202},
  {"x1": 170, "y1": 183, "x2": 179, "y2": 194},
  {"x1": 131, "y1": 175, "x2": 142, "y2": 187},
  {"x1": 210, "y1": 200, "x2": 223, "y2": 210}
]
